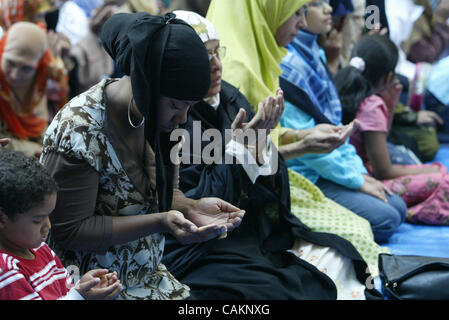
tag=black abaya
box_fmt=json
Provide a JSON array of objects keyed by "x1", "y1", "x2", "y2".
[{"x1": 163, "y1": 81, "x2": 381, "y2": 300}]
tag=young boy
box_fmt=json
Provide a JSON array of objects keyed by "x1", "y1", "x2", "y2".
[{"x1": 0, "y1": 151, "x2": 122, "y2": 300}]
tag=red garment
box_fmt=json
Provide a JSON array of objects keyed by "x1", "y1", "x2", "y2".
[
  {"x1": 0, "y1": 243, "x2": 73, "y2": 300},
  {"x1": 0, "y1": 30, "x2": 51, "y2": 139}
]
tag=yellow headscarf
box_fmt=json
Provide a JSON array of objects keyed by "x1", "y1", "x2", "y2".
[{"x1": 206, "y1": 0, "x2": 311, "y2": 111}]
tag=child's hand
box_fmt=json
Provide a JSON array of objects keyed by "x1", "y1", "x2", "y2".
[
  {"x1": 300, "y1": 121, "x2": 359, "y2": 154},
  {"x1": 75, "y1": 269, "x2": 122, "y2": 300}
]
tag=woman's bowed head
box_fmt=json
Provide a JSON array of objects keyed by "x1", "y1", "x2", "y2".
[{"x1": 99, "y1": 12, "x2": 245, "y2": 241}]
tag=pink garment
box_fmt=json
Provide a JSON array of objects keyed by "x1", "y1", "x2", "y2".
[
  {"x1": 350, "y1": 95, "x2": 391, "y2": 173},
  {"x1": 351, "y1": 95, "x2": 449, "y2": 225},
  {"x1": 384, "y1": 163, "x2": 449, "y2": 225}
]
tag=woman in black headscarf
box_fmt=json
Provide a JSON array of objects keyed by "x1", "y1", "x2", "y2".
[{"x1": 40, "y1": 12, "x2": 244, "y2": 300}]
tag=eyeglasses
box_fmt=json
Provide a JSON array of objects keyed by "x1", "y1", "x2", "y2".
[{"x1": 208, "y1": 46, "x2": 226, "y2": 62}]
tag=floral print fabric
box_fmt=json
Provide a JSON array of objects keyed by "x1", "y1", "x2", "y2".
[{"x1": 384, "y1": 162, "x2": 449, "y2": 225}]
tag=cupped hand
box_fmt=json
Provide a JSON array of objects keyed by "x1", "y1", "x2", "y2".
[
  {"x1": 187, "y1": 198, "x2": 245, "y2": 233},
  {"x1": 75, "y1": 269, "x2": 122, "y2": 300},
  {"x1": 232, "y1": 89, "x2": 285, "y2": 134},
  {"x1": 301, "y1": 120, "x2": 359, "y2": 154},
  {"x1": 163, "y1": 209, "x2": 242, "y2": 245}
]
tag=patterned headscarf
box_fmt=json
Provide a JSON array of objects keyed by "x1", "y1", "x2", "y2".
[
  {"x1": 281, "y1": 31, "x2": 343, "y2": 125},
  {"x1": 174, "y1": 9, "x2": 219, "y2": 43}
]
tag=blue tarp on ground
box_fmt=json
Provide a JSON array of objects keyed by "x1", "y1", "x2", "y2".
[
  {"x1": 433, "y1": 144, "x2": 449, "y2": 168},
  {"x1": 383, "y1": 146, "x2": 449, "y2": 258},
  {"x1": 385, "y1": 222, "x2": 449, "y2": 258}
]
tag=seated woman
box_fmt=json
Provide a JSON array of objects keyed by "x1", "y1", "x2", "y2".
[
  {"x1": 206, "y1": 0, "x2": 389, "y2": 274},
  {"x1": 336, "y1": 34, "x2": 449, "y2": 226},
  {"x1": 40, "y1": 12, "x2": 244, "y2": 300},
  {"x1": 375, "y1": 0, "x2": 447, "y2": 161},
  {"x1": 0, "y1": 0, "x2": 70, "y2": 116},
  {"x1": 0, "y1": 22, "x2": 67, "y2": 157},
  {"x1": 279, "y1": 0, "x2": 407, "y2": 243},
  {"x1": 207, "y1": 0, "x2": 317, "y2": 152},
  {"x1": 162, "y1": 9, "x2": 383, "y2": 301}
]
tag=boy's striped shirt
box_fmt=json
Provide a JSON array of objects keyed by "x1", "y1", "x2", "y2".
[{"x1": 0, "y1": 243, "x2": 74, "y2": 300}]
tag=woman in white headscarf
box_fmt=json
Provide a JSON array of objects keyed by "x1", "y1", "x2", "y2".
[{"x1": 162, "y1": 9, "x2": 385, "y2": 301}]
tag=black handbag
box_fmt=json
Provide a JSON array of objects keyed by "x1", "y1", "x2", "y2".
[{"x1": 379, "y1": 253, "x2": 449, "y2": 300}]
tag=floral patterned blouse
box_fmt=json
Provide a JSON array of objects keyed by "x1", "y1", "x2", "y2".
[{"x1": 41, "y1": 79, "x2": 189, "y2": 300}]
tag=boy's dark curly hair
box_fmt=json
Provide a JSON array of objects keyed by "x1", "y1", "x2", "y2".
[{"x1": 0, "y1": 151, "x2": 58, "y2": 220}]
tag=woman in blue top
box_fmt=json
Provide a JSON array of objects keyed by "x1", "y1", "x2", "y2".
[{"x1": 280, "y1": 0, "x2": 406, "y2": 242}]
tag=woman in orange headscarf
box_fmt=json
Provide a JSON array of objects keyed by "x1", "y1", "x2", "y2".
[
  {"x1": 0, "y1": 0, "x2": 70, "y2": 116},
  {"x1": 0, "y1": 21, "x2": 66, "y2": 157}
]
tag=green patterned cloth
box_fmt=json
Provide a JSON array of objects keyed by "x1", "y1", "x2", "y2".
[{"x1": 288, "y1": 169, "x2": 389, "y2": 277}]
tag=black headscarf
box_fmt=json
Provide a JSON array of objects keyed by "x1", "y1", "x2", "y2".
[{"x1": 100, "y1": 12, "x2": 211, "y2": 212}]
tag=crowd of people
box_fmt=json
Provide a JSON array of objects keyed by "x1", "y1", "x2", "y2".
[{"x1": 0, "y1": 0, "x2": 449, "y2": 300}]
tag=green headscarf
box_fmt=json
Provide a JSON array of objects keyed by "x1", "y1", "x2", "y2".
[{"x1": 206, "y1": 0, "x2": 311, "y2": 111}]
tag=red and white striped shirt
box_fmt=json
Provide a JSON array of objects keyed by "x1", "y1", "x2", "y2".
[{"x1": 0, "y1": 243, "x2": 78, "y2": 300}]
